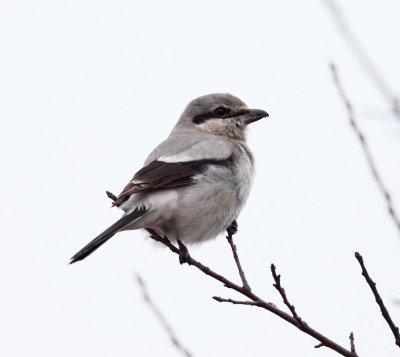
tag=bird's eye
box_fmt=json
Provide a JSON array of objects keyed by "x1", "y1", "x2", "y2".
[{"x1": 214, "y1": 107, "x2": 228, "y2": 117}]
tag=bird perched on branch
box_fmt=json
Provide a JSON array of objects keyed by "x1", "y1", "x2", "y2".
[{"x1": 70, "y1": 93, "x2": 268, "y2": 264}]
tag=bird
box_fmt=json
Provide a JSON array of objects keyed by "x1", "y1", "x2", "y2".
[{"x1": 70, "y1": 93, "x2": 268, "y2": 264}]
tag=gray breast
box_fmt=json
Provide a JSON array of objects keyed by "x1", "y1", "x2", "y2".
[{"x1": 232, "y1": 142, "x2": 254, "y2": 205}]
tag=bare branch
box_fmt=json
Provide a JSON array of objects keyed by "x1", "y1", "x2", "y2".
[
  {"x1": 212, "y1": 296, "x2": 259, "y2": 306},
  {"x1": 135, "y1": 274, "x2": 193, "y2": 357},
  {"x1": 271, "y1": 264, "x2": 303, "y2": 326},
  {"x1": 349, "y1": 332, "x2": 356, "y2": 354},
  {"x1": 324, "y1": 0, "x2": 400, "y2": 119},
  {"x1": 145, "y1": 228, "x2": 358, "y2": 357},
  {"x1": 270, "y1": 268, "x2": 358, "y2": 355},
  {"x1": 355, "y1": 252, "x2": 400, "y2": 348},
  {"x1": 330, "y1": 63, "x2": 400, "y2": 235},
  {"x1": 226, "y1": 230, "x2": 251, "y2": 291}
]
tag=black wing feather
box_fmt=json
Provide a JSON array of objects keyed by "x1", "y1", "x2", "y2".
[{"x1": 113, "y1": 157, "x2": 233, "y2": 207}]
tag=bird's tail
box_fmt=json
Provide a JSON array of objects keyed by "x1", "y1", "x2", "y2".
[{"x1": 70, "y1": 207, "x2": 147, "y2": 264}]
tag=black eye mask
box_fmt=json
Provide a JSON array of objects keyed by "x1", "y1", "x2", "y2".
[{"x1": 192, "y1": 108, "x2": 249, "y2": 124}]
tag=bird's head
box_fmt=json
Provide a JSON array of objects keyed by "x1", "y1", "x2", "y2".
[{"x1": 176, "y1": 93, "x2": 268, "y2": 141}]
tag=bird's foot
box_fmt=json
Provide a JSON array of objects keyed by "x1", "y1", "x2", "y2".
[
  {"x1": 226, "y1": 220, "x2": 238, "y2": 237},
  {"x1": 177, "y1": 240, "x2": 191, "y2": 265}
]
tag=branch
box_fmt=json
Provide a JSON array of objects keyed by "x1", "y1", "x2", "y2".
[
  {"x1": 212, "y1": 296, "x2": 259, "y2": 306},
  {"x1": 355, "y1": 252, "x2": 400, "y2": 348},
  {"x1": 271, "y1": 265, "x2": 358, "y2": 353},
  {"x1": 135, "y1": 274, "x2": 193, "y2": 357},
  {"x1": 145, "y1": 228, "x2": 358, "y2": 357},
  {"x1": 349, "y1": 332, "x2": 356, "y2": 354},
  {"x1": 271, "y1": 264, "x2": 303, "y2": 325},
  {"x1": 226, "y1": 226, "x2": 251, "y2": 291},
  {"x1": 324, "y1": 0, "x2": 400, "y2": 120},
  {"x1": 330, "y1": 63, "x2": 400, "y2": 235}
]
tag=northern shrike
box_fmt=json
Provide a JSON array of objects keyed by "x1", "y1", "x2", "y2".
[{"x1": 70, "y1": 93, "x2": 268, "y2": 263}]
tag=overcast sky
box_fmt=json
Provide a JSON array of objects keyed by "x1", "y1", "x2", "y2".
[{"x1": 1, "y1": 0, "x2": 400, "y2": 356}]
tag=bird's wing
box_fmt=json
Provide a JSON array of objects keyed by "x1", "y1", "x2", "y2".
[
  {"x1": 113, "y1": 139, "x2": 235, "y2": 207},
  {"x1": 144, "y1": 131, "x2": 234, "y2": 164}
]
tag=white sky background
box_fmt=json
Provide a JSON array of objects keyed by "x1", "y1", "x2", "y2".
[{"x1": 1, "y1": 0, "x2": 400, "y2": 356}]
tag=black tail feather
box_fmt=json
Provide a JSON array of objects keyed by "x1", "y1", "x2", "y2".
[{"x1": 70, "y1": 208, "x2": 147, "y2": 264}]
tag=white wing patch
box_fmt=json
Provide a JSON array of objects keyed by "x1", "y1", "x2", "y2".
[
  {"x1": 158, "y1": 153, "x2": 196, "y2": 163},
  {"x1": 157, "y1": 139, "x2": 234, "y2": 163}
]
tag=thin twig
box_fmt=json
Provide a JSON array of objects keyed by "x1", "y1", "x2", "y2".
[
  {"x1": 324, "y1": 0, "x2": 400, "y2": 119},
  {"x1": 355, "y1": 252, "x2": 400, "y2": 348},
  {"x1": 349, "y1": 332, "x2": 356, "y2": 354},
  {"x1": 212, "y1": 296, "x2": 259, "y2": 306},
  {"x1": 271, "y1": 264, "x2": 303, "y2": 326},
  {"x1": 145, "y1": 228, "x2": 358, "y2": 357},
  {"x1": 135, "y1": 274, "x2": 193, "y2": 357},
  {"x1": 226, "y1": 231, "x2": 251, "y2": 291},
  {"x1": 330, "y1": 63, "x2": 400, "y2": 235}
]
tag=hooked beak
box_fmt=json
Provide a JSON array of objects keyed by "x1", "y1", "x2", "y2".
[{"x1": 241, "y1": 109, "x2": 269, "y2": 125}]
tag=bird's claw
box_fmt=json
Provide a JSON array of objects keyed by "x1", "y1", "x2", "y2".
[
  {"x1": 177, "y1": 240, "x2": 191, "y2": 265},
  {"x1": 226, "y1": 220, "x2": 238, "y2": 237}
]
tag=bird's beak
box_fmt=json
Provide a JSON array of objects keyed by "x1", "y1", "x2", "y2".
[{"x1": 241, "y1": 109, "x2": 269, "y2": 125}]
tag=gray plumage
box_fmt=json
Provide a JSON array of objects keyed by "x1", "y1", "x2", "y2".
[{"x1": 70, "y1": 93, "x2": 268, "y2": 263}]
